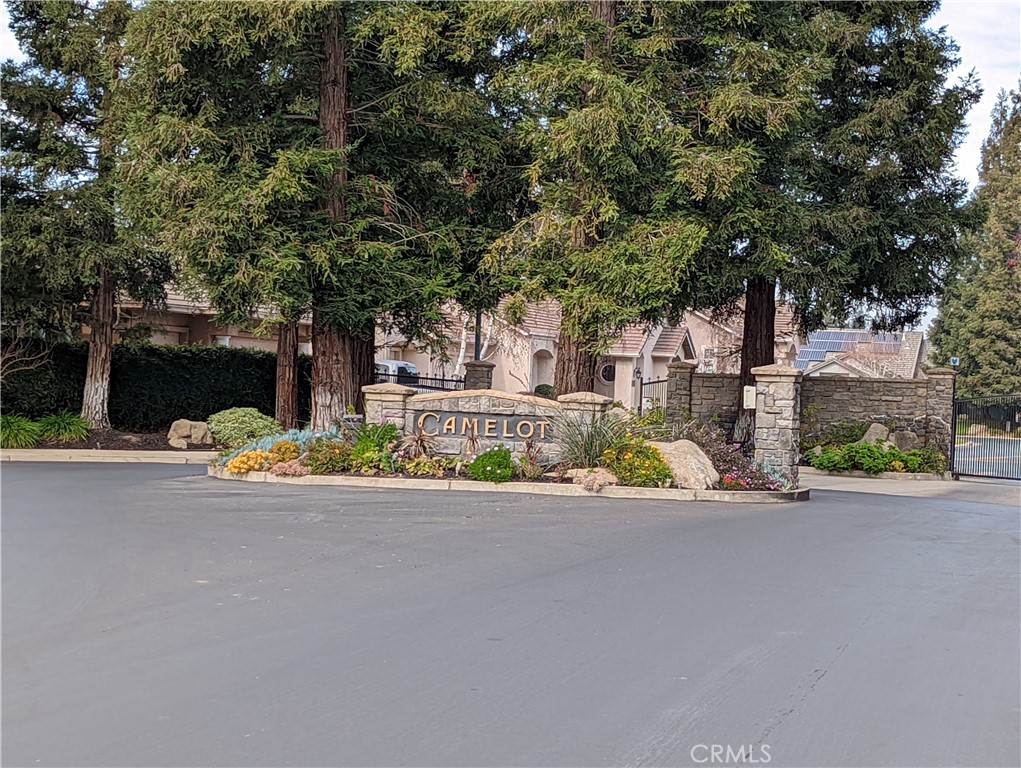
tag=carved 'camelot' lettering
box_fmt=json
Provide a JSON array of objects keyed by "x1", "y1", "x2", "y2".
[
  {"x1": 417, "y1": 411, "x2": 440, "y2": 435},
  {"x1": 411, "y1": 410, "x2": 554, "y2": 443}
]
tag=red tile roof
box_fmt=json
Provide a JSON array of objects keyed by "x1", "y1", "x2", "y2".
[{"x1": 651, "y1": 324, "x2": 689, "y2": 357}]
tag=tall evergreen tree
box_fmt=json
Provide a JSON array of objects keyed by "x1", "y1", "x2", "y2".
[
  {"x1": 663, "y1": 1, "x2": 978, "y2": 436},
  {"x1": 473, "y1": 1, "x2": 713, "y2": 394},
  {"x1": 932, "y1": 87, "x2": 1021, "y2": 396},
  {"x1": 123, "y1": 1, "x2": 504, "y2": 428},
  {"x1": 1, "y1": 0, "x2": 168, "y2": 428}
]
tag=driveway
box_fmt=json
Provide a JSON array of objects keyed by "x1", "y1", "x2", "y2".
[{"x1": 3, "y1": 464, "x2": 1019, "y2": 767}]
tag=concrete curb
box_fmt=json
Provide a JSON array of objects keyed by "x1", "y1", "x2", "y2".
[
  {"x1": 206, "y1": 465, "x2": 809, "y2": 503},
  {"x1": 799, "y1": 466, "x2": 950, "y2": 482},
  {"x1": 1, "y1": 449, "x2": 217, "y2": 465}
]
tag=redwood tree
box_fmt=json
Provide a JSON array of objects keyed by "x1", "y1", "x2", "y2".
[
  {"x1": 1, "y1": 0, "x2": 168, "y2": 429},
  {"x1": 124, "y1": 1, "x2": 492, "y2": 428}
]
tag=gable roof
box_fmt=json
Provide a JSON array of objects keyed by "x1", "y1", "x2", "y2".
[
  {"x1": 796, "y1": 329, "x2": 925, "y2": 378},
  {"x1": 651, "y1": 324, "x2": 691, "y2": 357}
]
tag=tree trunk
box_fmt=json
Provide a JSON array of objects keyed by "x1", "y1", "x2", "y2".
[
  {"x1": 311, "y1": 310, "x2": 344, "y2": 430},
  {"x1": 310, "y1": 6, "x2": 358, "y2": 430},
  {"x1": 275, "y1": 320, "x2": 299, "y2": 430},
  {"x1": 342, "y1": 328, "x2": 375, "y2": 415},
  {"x1": 554, "y1": 0, "x2": 617, "y2": 396},
  {"x1": 733, "y1": 275, "x2": 777, "y2": 442},
  {"x1": 81, "y1": 267, "x2": 114, "y2": 430},
  {"x1": 310, "y1": 313, "x2": 374, "y2": 430},
  {"x1": 554, "y1": 333, "x2": 599, "y2": 396}
]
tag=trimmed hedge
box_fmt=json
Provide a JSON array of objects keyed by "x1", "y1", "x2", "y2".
[{"x1": 2, "y1": 342, "x2": 312, "y2": 432}]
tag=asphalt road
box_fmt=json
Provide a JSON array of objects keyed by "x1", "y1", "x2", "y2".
[{"x1": 3, "y1": 464, "x2": 1019, "y2": 767}]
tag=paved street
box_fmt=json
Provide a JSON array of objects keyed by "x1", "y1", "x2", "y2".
[{"x1": 3, "y1": 463, "x2": 1019, "y2": 767}]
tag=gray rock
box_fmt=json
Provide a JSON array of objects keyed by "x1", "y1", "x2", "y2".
[
  {"x1": 812, "y1": 445, "x2": 823, "y2": 457},
  {"x1": 890, "y1": 431, "x2": 920, "y2": 452},
  {"x1": 563, "y1": 467, "x2": 619, "y2": 493},
  {"x1": 854, "y1": 423, "x2": 890, "y2": 445},
  {"x1": 649, "y1": 439, "x2": 720, "y2": 490},
  {"x1": 167, "y1": 419, "x2": 213, "y2": 449}
]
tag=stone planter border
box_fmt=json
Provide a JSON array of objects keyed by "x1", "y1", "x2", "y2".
[{"x1": 207, "y1": 465, "x2": 809, "y2": 503}]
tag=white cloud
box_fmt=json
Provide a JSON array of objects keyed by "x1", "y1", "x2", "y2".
[
  {"x1": 930, "y1": 0, "x2": 1021, "y2": 189},
  {"x1": 0, "y1": 2, "x2": 22, "y2": 62}
]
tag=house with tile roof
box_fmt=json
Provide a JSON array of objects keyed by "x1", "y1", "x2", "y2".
[
  {"x1": 384, "y1": 299, "x2": 802, "y2": 408},
  {"x1": 113, "y1": 289, "x2": 804, "y2": 407},
  {"x1": 794, "y1": 329, "x2": 926, "y2": 379}
]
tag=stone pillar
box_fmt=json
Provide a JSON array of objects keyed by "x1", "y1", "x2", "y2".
[
  {"x1": 463, "y1": 359, "x2": 495, "y2": 390},
  {"x1": 924, "y1": 367, "x2": 957, "y2": 455},
  {"x1": 751, "y1": 364, "x2": 803, "y2": 484},
  {"x1": 666, "y1": 360, "x2": 696, "y2": 426},
  {"x1": 557, "y1": 391, "x2": 614, "y2": 419},
  {"x1": 361, "y1": 383, "x2": 415, "y2": 431}
]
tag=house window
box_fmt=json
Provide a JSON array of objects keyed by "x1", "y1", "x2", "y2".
[
  {"x1": 598, "y1": 363, "x2": 616, "y2": 384},
  {"x1": 701, "y1": 347, "x2": 717, "y2": 374}
]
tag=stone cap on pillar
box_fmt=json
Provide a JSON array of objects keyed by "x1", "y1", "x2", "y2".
[
  {"x1": 361, "y1": 383, "x2": 417, "y2": 397},
  {"x1": 463, "y1": 359, "x2": 496, "y2": 371},
  {"x1": 750, "y1": 364, "x2": 803, "y2": 382},
  {"x1": 557, "y1": 391, "x2": 614, "y2": 406},
  {"x1": 667, "y1": 360, "x2": 698, "y2": 371},
  {"x1": 922, "y1": 367, "x2": 957, "y2": 378}
]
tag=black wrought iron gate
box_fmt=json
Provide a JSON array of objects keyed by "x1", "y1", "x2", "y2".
[{"x1": 951, "y1": 394, "x2": 1021, "y2": 480}]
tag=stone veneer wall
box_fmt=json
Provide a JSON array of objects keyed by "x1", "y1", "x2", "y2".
[
  {"x1": 799, "y1": 369, "x2": 956, "y2": 452},
  {"x1": 666, "y1": 362, "x2": 741, "y2": 430},
  {"x1": 691, "y1": 373, "x2": 742, "y2": 430},
  {"x1": 667, "y1": 361, "x2": 956, "y2": 453},
  {"x1": 362, "y1": 384, "x2": 613, "y2": 460}
]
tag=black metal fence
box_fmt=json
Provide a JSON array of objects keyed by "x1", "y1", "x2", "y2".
[
  {"x1": 638, "y1": 378, "x2": 668, "y2": 415},
  {"x1": 951, "y1": 394, "x2": 1021, "y2": 480},
  {"x1": 374, "y1": 372, "x2": 465, "y2": 392}
]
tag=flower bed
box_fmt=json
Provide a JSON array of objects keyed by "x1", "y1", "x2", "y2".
[{"x1": 214, "y1": 412, "x2": 796, "y2": 493}]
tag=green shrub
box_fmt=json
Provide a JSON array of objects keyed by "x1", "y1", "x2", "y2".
[
  {"x1": 0, "y1": 415, "x2": 41, "y2": 449},
  {"x1": 809, "y1": 447, "x2": 854, "y2": 472},
  {"x1": 37, "y1": 411, "x2": 91, "y2": 443},
  {"x1": 554, "y1": 411, "x2": 629, "y2": 469},
  {"x1": 807, "y1": 442, "x2": 947, "y2": 475},
  {"x1": 207, "y1": 407, "x2": 282, "y2": 448},
  {"x1": 601, "y1": 437, "x2": 674, "y2": 488},
  {"x1": 350, "y1": 422, "x2": 401, "y2": 473},
  {"x1": 916, "y1": 445, "x2": 947, "y2": 474},
  {"x1": 302, "y1": 439, "x2": 353, "y2": 474},
  {"x1": 2, "y1": 341, "x2": 315, "y2": 431},
  {"x1": 533, "y1": 384, "x2": 556, "y2": 400},
  {"x1": 403, "y1": 456, "x2": 447, "y2": 477},
  {"x1": 838, "y1": 443, "x2": 889, "y2": 474},
  {"x1": 468, "y1": 446, "x2": 515, "y2": 483}
]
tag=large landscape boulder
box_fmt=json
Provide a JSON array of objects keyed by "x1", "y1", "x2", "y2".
[
  {"x1": 650, "y1": 439, "x2": 720, "y2": 490},
  {"x1": 890, "y1": 430, "x2": 920, "y2": 452},
  {"x1": 167, "y1": 419, "x2": 214, "y2": 449},
  {"x1": 854, "y1": 423, "x2": 890, "y2": 445}
]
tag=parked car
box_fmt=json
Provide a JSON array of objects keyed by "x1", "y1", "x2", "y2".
[
  {"x1": 374, "y1": 359, "x2": 465, "y2": 394},
  {"x1": 375, "y1": 359, "x2": 421, "y2": 388}
]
